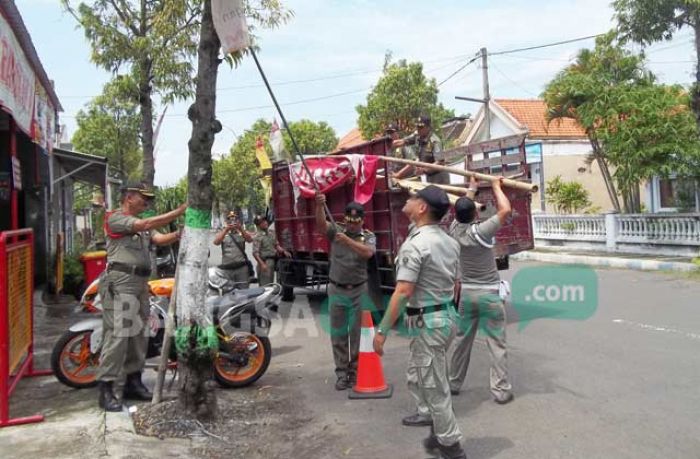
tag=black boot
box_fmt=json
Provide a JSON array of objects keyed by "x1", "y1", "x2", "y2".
[
  {"x1": 98, "y1": 381, "x2": 123, "y2": 412},
  {"x1": 123, "y1": 372, "x2": 153, "y2": 401}
]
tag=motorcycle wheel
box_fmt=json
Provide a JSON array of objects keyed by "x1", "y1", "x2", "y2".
[
  {"x1": 51, "y1": 330, "x2": 100, "y2": 389},
  {"x1": 213, "y1": 333, "x2": 272, "y2": 388}
]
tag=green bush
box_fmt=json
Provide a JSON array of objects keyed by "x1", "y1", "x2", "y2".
[
  {"x1": 546, "y1": 176, "x2": 592, "y2": 214},
  {"x1": 62, "y1": 253, "x2": 85, "y2": 298}
]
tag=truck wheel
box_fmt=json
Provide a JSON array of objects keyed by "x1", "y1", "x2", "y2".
[{"x1": 281, "y1": 285, "x2": 295, "y2": 302}]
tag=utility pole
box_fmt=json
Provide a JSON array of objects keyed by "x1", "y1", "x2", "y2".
[
  {"x1": 455, "y1": 47, "x2": 492, "y2": 140},
  {"x1": 481, "y1": 47, "x2": 491, "y2": 140}
]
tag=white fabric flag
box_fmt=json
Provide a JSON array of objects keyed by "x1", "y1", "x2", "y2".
[
  {"x1": 212, "y1": 0, "x2": 250, "y2": 54},
  {"x1": 269, "y1": 118, "x2": 285, "y2": 162}
]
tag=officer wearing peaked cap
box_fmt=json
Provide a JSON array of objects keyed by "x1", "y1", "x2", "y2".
[
  {"x1": 392, "y1": 116, "x2": 450, "y2": 185},
  {"x1": 373, "y1": 186, "x2": 467, "y2": 459},
  {"x1": 214, "y1": 210, "x2": 255, "y2": 288},
  {"x1": 315, "y1": 193, "x2": 376, "y2": 391},
  {"x1": 97, "y1": 182, "x2": 186, "y2": 412},
  {"x1": 252, "y1": 214, "x2": 291, "y2": 286}
]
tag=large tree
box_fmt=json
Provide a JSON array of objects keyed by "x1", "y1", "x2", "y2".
[
  {"x1": 356, "y1": 59, "x2": 454, "y2": 139},
  {"x1": 613, "y1": 0, "x2": 700, "y2": 129},
  {"x1": 63, "y1": 0, "x2": 202, "y2": 187},
  {"x1": 175, "y1": 1, "x2": 291, "y2": 417},
  {"x1": 71, "y1": 76, "x2": 142, "y2": 181},
  {"x1": 544, "y1": 33, "x2": 700, "y2": 213}
]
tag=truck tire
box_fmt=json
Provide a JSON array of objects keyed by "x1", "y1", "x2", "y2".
[{"x1": 281, "y1": 285, "x2": 295, "y2": 302}]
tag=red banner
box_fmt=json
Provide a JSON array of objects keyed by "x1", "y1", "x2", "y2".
[{"x1": 288, "y1": 155, "x2": 379, "y2": 205}]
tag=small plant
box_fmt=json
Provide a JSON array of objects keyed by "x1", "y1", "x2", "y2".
[
  {"x1": 546, "y1": 176, "x2": 592, "y2": 214},
  {"x1": 560, "y1": 222, "x2": 577, "y2": 232}
]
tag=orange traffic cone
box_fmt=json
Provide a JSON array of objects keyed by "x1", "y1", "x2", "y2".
[{"x1": 349, "y1": 310, "x2": 393, "y2": 399}]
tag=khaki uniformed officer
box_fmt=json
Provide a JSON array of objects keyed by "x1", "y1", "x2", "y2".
[
  {"x1": 252, "y1": 214, "x2": 291, "y2": 286},
  {"x1": 97, "y1": 183, "x2": 185, "y2": 412},
  {"x1": 392, "y1": 115, "x2": 450, "y2": 185},
  {"x1": 448, "y1": 176, "x2": 514, "y2": 405},
  {"x1": 374, "y1": 185, "x2": 466, "y2": 459},
  {"x1": 213, "y1": 211, "x2": 254, "y2": 288},
  {"x1": 384, "y1": 122, "x2": 416, "y2": 175},
  {"x1": 315, "y1": 192, "x2": 376, "y2": 391}
]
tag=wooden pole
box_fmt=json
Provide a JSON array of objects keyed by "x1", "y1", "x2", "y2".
[
  {"x1": 152, "y1": 265, "x2": 179, "y2": 405},
  {"x1": 380, "y1": 155, "x2": 538, "y2": 193},
  {"x1": 393, "y1": 179, "x2": 486, "y2": 210}
]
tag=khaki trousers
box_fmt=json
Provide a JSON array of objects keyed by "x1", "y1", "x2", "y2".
[
  {"x1": 327, "y1": 283, "x2": 366, "y2": 380},
  {"x1": 448, "y1": 287, "x2": 511, "y2": 397},
  {"x1": 407, "y1": 310, "x2": 463, "y2": 446},
  {"x1": 257, "y1": 258, "x2": 276, "y2": 286}
]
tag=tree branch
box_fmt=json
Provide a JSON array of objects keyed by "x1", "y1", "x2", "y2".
[
  {"x1": 160, "y1": 9, "x2": 201, "y2": 52},
  {"x1": 107, "y1": 0, "x2": 141, "y2": 36}
]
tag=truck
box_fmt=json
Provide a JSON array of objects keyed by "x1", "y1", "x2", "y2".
[{"x1": 272, "y1": 135, "x2": 534, "y2": 302}]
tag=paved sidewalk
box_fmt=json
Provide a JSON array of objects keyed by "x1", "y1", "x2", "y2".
[{"x1": 512, "y1": 248, "x2": 699, "y2": 272}]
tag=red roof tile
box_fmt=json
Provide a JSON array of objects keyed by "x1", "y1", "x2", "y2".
[
  {"x1": 495, "y1": 99, "x2": 587, "y2": 139},
  {"x1": 336, "y1": 127, "x2": 366, "y2": 150}
]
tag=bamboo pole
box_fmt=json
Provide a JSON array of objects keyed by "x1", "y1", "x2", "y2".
[
  {"x1": 152, "y1": 265, "x2": 179, "y2": 405},
  {"x1": 393, "y1": 179, "x2": 486, "y2": 210},
  {"x1": 379, "y1": 155, "x2": 538, "y2": 193}
]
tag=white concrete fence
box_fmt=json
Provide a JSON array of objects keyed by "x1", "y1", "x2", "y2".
[{"x1": 533, "y1": 213, "x2": 700, "y2": 257}]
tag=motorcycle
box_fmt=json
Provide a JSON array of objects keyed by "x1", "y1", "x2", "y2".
[{"x1": 51, "y1": 268, "x2": 281, "y2": 390}]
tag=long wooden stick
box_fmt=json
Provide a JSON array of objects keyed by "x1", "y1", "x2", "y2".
[
  {"x1": 152, "y1": 265, "x2": 179, "y2": 405},
  {"x1": 379, "y1": 155, "x2": 538, "y2": 193},
  {"x1": 394, "y1": 179, "x2": 486, "y2": 210}
]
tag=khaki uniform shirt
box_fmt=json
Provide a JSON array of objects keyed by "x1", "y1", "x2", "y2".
[
  {"x1": 106, "y1": 210, "x2": 151, "y2": 269},
  {"x1": 253, "y1": 229, "x2": 278, "y2": 260},
  {"x1": 449, "y1": 215, "x2": 501, "y2": 289},
  {"x1": 327, "y1": 223, "x2": 376, "y2": 284},
  {"x1": 396, "y1": 224, "x2": 460, "y2": 308},
  {"x1": 221, "y1": 232, "x2": 247, "y2": 265}
]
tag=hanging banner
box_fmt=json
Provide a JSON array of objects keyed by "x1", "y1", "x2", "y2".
[
  {"x1": 0, "y1": 12, "x2": 36, "y2": 135},
  {"x1": 212, "y1": 0, "x2": 250, "y2": 54},
  {"x1": 269, "y1": 118, "x2": 285, "y2": 162},
  {"x1": 255, "y1": 137, "x2": 272, "y2": 172},
  {"x1": 288, "y1": 155, "x2": 379, "y2": 204},
  {"x1": 32, "y1": 81, "x2": 55, "y2": 154}
]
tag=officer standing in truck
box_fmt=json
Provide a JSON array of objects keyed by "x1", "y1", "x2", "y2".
[
  {"x1": 373, "y1": 186, "x2": 466, "y2": 459},
  {"x1": 391, "y1": 115, "x2": 450, "y2": 185},
  {"x1": 315, "y1": 192, "x2": 376, "y2": 391},
  {"x1": 97, "y1": 182, "x2": 186, "y2": 412}
]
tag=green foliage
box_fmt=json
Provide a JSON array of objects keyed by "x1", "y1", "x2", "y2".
[
  {"x1": 356, "y1": 59, "x2": 454, "y2": 139},
  {"x1": 546, "y1": 176, "x2": 592, "y2": 214},
  {"x1": 62, "y1": 252, "x2": 85, "y2": 296},
  {"x1": 283, "y1": 119, "x2": 338, "y2": 155},
  {"x1": 543, "y1": 33, "x2": 700, "y2": 212},
  {"x1": 72, "y1": 77, "x2": 142, "y2": 181},
  {"x1": 613, "y1": 0, "x2": 697, "y2": 46},
  {"x1": 155, "y1": 179, "x2": 188, "y2": 214}
]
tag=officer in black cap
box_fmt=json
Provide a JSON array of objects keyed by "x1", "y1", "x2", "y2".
[
  {"x1": 315, "y1": 193, "x2": 376, "y2": 391},
  {"x1": 373, "y1": 185, "x2": 466, "y2": 459},
  {"x1": 97, "y1": 182, "x2": 186, "y2": 411},
  {"x1": 393, "y1": 116, "x2": 450, "y2": 185}
]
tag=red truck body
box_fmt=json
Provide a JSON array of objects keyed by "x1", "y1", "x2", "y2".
[{"x1": 272, "y1": 137, "x2": 533, "y2": 299}]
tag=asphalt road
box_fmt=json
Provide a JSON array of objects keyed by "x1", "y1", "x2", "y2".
[{"x1": 262, "y1": 262, "x2": 700, "y2": 459}]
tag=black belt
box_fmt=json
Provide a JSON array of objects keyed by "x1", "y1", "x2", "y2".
[
  {"x1": 107, "y1": 262, "x2": 151, "y2": 277},
  {"x1": 329, "y1": 280, "x2": 365, "y2": 289},
  {"x1": 405, "y1": 303, "x2": 453, "y2": 316}
]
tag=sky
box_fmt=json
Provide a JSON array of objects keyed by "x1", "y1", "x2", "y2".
[{"x1": 14, "y1": 0, "x2": 699, "y2": 186}]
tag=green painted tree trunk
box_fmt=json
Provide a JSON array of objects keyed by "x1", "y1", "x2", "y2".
[{"x1": 176, "y1": 0, "x2": 221, "y2": 419}]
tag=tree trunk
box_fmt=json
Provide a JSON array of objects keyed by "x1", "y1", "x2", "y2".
[
  {"x1": 589, "y1": 134, "x2": 621, "y2": 212},
  {"x1": 692, "y1": 20, "x2": 700, "y2": 132},
  {"x1": 139, "y1": 57, "x2": 156, "y2": 187},
  {"x1": 175, "y1": 0, "x2": 221, "y2": 419}
]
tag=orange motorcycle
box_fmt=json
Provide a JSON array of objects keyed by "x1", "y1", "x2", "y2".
[{"x1": 51, "y1": 270, "x2": 279, "y2": 390}]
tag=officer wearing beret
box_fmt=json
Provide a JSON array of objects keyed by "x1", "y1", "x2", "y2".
[
  {"x1": 315, "y1": 193, "x2": 376, "y2": 391},
  {"x1": 252, "y1": 214, "x2": 291, "y2": 286},
  {"x1": 213, "y1": 210, "x2": 254, "y2": 289},
  {"x1": 373, "y1": 186, "x2": 466, "y2": 459},
  {"x1": 97, "y1": 182, "x2": 186, "y2": 411},
  {"x1": 392, "y1": 116, "x2": 450, "y2": 185},
  {"x1": 448, "y1": 176, "x2": 514, "y2": 405}
]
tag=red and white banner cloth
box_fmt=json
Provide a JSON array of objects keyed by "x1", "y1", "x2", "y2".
[{"x1": 288, "y1": 155, "x2": 380, "y2": 208}]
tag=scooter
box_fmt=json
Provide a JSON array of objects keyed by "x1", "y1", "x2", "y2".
[{"x1": 51, "y1": 268, "x2": 281, "y2": 389}]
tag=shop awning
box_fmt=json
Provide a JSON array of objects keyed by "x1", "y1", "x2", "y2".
[{"x1": 52, "y1": 148, "x2": 108, "y2": 189}]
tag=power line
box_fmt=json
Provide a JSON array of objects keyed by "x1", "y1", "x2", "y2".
[
  {"x1": 490, "y1": 61, "x2": 539, "y2": 97},
  {"x1": 489, "y1": 33, "x2": 604, "y2": 56},
  {"x1": 438, "y1": 55, "x2": 480, "y2": 86}
]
